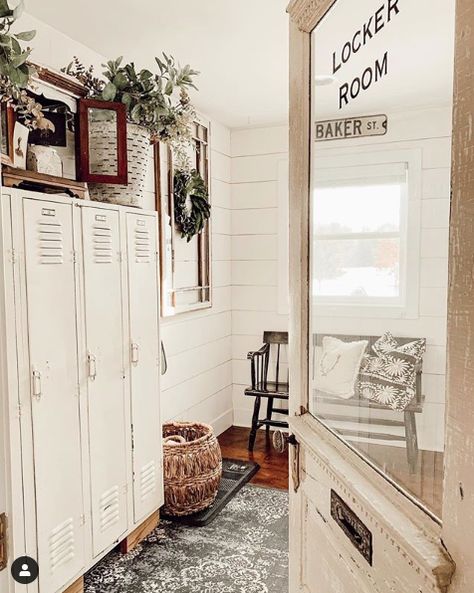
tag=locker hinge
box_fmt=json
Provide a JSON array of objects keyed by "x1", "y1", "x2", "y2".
[
  {"x1": 10, "y1": 248, "x2": 16, "y2": 265},
  {"x1": 17, "y1": 403, "x2": 22, "y2": 418},
  {"x1": 0, "y1": 513, "x2": 7, "y2": 571},
  {"x1": 79, "y1": 514, "x2": 86, "y2": 526},
  {"x1": 131, "y1": 424, "x2": 135, "y2": 451},
  {"x1": 72, "y1": 250, "x2": 77, "y2": 264},
  {"x1": 118, "y1": 251, "x2": 123, "y2": 263}
]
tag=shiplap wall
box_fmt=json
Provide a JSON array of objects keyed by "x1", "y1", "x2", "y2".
[
  {"x1": 230, "y1": 126, "x2": 290, "y2": 427},
  {"x1": 23, "y1": 13, "x2": 234, "y2": 436},
  {"x1": 160, "y1": 123, "x2": 233, "y2": 433}
]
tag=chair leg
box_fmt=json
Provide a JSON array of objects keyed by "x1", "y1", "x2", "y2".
[
  {"x1": 266, "y1": 398, "x2": 273, "y2": 433},
  {"x1": 404, "y1": 410, "x2": 419, "y2": 474},
  {"x1": 249, "y1": 396, "x2": 262, "y2": 451}
]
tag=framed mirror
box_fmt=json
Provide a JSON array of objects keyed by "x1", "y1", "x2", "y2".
[
  {"x1": 77, "y1": 98, "x2": 128, "y2": 184},
  {"x1": 156, "y1": 117, "x2": 211, "y2": 317},
  {"x1": 1, "y1": 103, "x2": 15, "y2": 166}
]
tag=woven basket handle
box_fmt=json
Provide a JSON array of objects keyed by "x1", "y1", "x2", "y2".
[{"x1": 164, "y1": 435, "x2": 187, "y2": 446}]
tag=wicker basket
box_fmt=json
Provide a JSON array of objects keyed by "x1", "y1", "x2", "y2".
[
  {"x1": 162, "y1": 422, "x2": 222, "y2": 516},
  {"x1": 88, "y1": 122, "x2": 151, "y2": 208}
]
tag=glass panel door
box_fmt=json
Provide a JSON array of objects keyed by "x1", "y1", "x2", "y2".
[{"x1": 309, "y1": 0, "x2": 456, "y2": 518}]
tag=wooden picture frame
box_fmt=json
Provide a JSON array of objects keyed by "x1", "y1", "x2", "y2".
[
  {"x1": 76, "y1": 98, "x2": 128, "y2": 184},
  {"x1": 1, "y1": 104, "x2": 15, "y2": 167},
  {"x1": 155, "y1": 118, "x2": 212, "y2": 317}
]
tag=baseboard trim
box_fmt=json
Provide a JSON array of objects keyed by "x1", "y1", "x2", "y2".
[{"x1": 211, "y1": 408, "x2": 234, "y2": 436}]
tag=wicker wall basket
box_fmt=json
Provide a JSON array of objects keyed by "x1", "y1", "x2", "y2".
[
  {"x1": 88, "y1": 122, "x2": 151, "y2": 208},
  {"x1": 163, "y1": 421, "x2": 222, "y2": 517}
]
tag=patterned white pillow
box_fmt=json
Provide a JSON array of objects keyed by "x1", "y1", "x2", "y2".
[
  {"x1": 315, "y1": 337, "x2": 368, "y2": 399},
  {"x1": 359, "y1": 353, "x2": 417, "y2": 411},
  {"x1": 372, "y1": 331, "x2": 426, "y2": 363},
  {"x1": 360, "y1": 333, "x2": 426, "y2": 410}
]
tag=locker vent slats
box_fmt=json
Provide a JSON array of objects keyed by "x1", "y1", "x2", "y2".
[
  {"x1": 38, "y1": 221, "x2": 64, "y2": 265},
  {"x1": 99, "y1": 486, "x2": 120, "y2": 533},
  {"x1": 92, "y1": 225, "x2": 114, "y2": 264},
  {"x1": 49, "y1": 518, "x2": 75, "y2": 572},
  {"x1": 135, "y1": 226, "x2": 152, "y2": 264},
  {"x1": 140, "y1": 461, "x2": 156, "y2": 501}
]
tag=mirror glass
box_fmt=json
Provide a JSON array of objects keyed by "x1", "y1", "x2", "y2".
[
  {"x1": 88, "y1": 107, "x2": 119, "y2": 175},
  {"x1": 310, "y1": 0, "x2": 455, "y2": 517}
]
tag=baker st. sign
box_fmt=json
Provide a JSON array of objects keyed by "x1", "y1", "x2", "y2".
[{"x1": 315, "y1": 114, "x2": 388, "y2": 142}]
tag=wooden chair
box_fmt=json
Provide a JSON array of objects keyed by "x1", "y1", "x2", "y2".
[
  {"x1": 245, "y1": 331, "x2": 289, "y2": 451},
  {"x1": 312, "y1": 334, "x2": 425, "y2": 473}
]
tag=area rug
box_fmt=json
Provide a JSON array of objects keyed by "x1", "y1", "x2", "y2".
[{"x1": 84, "y1": 485, "x2": 289, "y2": 593}]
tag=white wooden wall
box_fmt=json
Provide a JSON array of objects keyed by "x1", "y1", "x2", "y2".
[
  {"x1": 230, "y1": 126, "x2": 290, "y2": 426},
  {"x1": 160, "y1": 122, "x2": 233, "y2": 433}
]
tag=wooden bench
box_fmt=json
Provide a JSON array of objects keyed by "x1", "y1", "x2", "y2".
[
  {"x1": 245, "y1": 331, "x2": 289, "y2": 451},
  {"x1": 312, "y1": 334, "x2": 424, "y2": 473}
]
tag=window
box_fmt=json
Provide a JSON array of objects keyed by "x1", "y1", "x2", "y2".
[{"x1": 312, "y1": 152, "x2": 421, "y2": 316}]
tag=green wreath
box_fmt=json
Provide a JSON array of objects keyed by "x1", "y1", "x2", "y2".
[{"x1": 173, "y1": 169, "x2": 211, "y2": 242}]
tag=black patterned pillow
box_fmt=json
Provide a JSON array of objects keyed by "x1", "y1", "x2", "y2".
[
  {"x1": 372, "y1": 331, "x2": 426, "y2": 363},
  {"x1": 358, "y1": 353, "x2": 417, "y2": 411}
]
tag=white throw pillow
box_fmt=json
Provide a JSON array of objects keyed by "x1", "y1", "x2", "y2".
[{"x1": 314, "y1": 336, "x2": 368, "y2": 399}]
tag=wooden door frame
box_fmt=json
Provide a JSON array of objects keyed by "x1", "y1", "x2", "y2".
[{"x1": 287, "y1": 0, "x2": 474, "y2": 590}]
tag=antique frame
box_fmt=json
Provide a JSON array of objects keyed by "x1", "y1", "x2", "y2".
[
  {"x1": 155, "y1": 117, "x2": 212, "y2": 317},
  {"x1": 0, "y1": 104, "x2": 15, "y2": 166},
  {"x1": 287, "y1": 0, "x2": 474, "y2": 590},
  {"x1": 76, "y1": 98, "x2": 128, "y2": 184}
]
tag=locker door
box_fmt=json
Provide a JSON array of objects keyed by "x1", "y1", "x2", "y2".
[
  {"x1": 126, "y1": 213, "x2": 163, "y2": 523},
  {"x1": 23, "y1": 199, "x2": 85, "y2": 593},
  {"x1": 81, "y1": 207, "x2": 128, "y2": 556}
]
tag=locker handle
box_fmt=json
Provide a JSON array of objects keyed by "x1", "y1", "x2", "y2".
[
  {"x1": 88, "y1": 352, "x2": 97, "y2": 381},
  {"x1": 131, "y1": 343, "x2": 139, "y2": 364},
  {"x1": 32, "y1": 369, "x2": 42, "y2": 400}
]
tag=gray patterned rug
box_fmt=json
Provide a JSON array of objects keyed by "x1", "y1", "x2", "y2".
[{"x1": 85, "y1": 485, "x2": 289, "y2": 593}]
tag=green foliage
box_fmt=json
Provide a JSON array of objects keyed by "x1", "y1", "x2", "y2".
[
  {"x1": 64, "y1": 54, "x2": 199, "y2": 145},
  {"x1": 0, "y1": 0, "x2": 35, "y2": 99},
  {"x1": 173, "y1": 169, "x2": 211, "y2": 242}
]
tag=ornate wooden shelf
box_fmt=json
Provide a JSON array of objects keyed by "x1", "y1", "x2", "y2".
[{"x1": 2, "y1": 166, "x2": 89, "y2": 200}]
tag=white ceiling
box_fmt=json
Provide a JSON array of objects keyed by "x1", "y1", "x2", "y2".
[{"x1": 25, "y1": 0, "x2": 290, "y2": 129}]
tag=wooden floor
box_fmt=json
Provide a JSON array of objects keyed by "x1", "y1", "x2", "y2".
[
  {"x1": 218, "y1": 426, "x2": 443, "y2": 515},
  {"x1": 218, "y1": 426, "x2": 289, "y2": 490}
]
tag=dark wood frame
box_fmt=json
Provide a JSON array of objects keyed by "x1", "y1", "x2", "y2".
[
  {"x1": 154, "y1": 119, "x2": 212, "y2": 317},
  {"x1": 1, "y1": 104, "x2": 15, "y2": 166},
  {"x1": 76, "y1": 98, "x2": 128, "y2": 184}
]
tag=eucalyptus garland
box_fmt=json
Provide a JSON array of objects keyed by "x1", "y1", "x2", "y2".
[{"x1": 173, "y1": 169, "x2": 211, "y2": 242}]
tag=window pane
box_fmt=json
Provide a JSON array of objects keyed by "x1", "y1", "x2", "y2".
[
  {"x1": 314, "y1": 238, "x2": 400, "y2": 299},
  {"x1": 314, "y1": 183, "x2": 402, "y2": 235}
]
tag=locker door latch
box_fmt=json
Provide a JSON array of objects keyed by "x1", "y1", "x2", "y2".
[
  {"x1": 87, "y1": 353, "x2": 97, "y2": 381},
  {"x1": 272, "y1": 432, "x2": 301, "y2": 493},
  {"x1": 32, "y1": 369, "x2": 42, "y2": 400},
  {"x1": 131, "y1": 343, "x2": 140, "y2": 364}
]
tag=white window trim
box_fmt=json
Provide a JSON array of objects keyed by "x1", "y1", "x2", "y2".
[{"x1": 311, "y1": 148, "x2": 422, "y2": 319}]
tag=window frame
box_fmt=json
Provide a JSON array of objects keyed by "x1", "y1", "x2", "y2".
[{"x1": 311, "y1": 149, "x2": 422, "y2": 319}]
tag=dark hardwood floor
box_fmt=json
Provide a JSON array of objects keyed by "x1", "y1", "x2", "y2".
[{"x1": 218, "y1": 426, "x2": 289, "y2": 490}]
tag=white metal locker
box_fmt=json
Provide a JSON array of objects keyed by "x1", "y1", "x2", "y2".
[
  {"x1": 81, "y1": 207, "x2": 128, "y2": 557},
  {"x1": 125, "y1": 212, "x2": 163, "y2": 523},
  {"x1": 22, "y1": 199, "x2": 85, "y2": 593}
]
